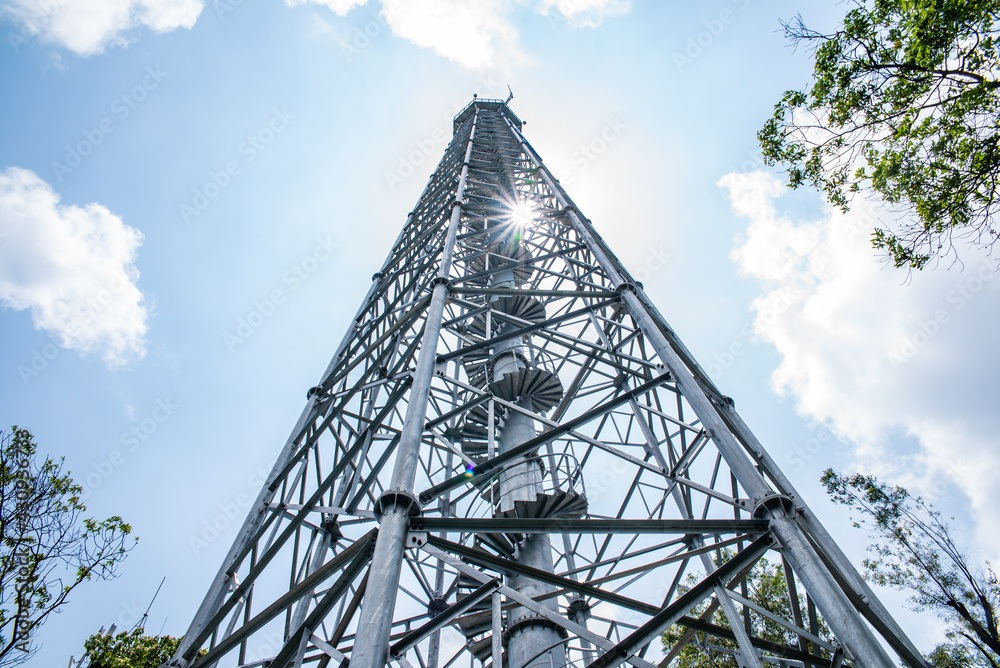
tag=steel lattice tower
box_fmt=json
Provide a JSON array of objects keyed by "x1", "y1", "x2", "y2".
[{"x1": 168, "y1": 98, "x2": 928, "y2": 668}]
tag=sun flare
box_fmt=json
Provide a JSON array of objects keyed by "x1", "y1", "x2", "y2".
[{"x1": 508, "y1": 199, "x2": 536, "y2": 228}]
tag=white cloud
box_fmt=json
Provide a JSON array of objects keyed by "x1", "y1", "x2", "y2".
[
  {"x1": 292, "y1": 0, "x2": 630, "y2": 69},
  {"x1": 288, "y1": 0, "x2": 519, "y2": 70},
  {"x1": 285, "y1": 0, "x2": 365, "y2": 15},
  {"x1": 720, "y1": 170, "x2": 1000, "y2": 553},
  {"x1": 290, "y1": 0, "x2": 524, "y2": 70},
  {"x1": 3, "y1": 0, "x2": 630, "y2": 61},
  {"x1": 535, "y1": 0, "x2": 630, "y2": 28},
  {"x1": 2, "y1": 0, "x2": 202, "y2": 56},
  {"x1": 0, "y1": 167, "x2": 149, "y2": 366},
  {"x1": 380, "y1": 0, "x2": 521, "y2": 70}
]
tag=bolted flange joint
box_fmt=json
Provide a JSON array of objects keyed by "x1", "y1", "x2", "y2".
[
  {"x1": 752, "y1": 491, "x2": 796, "y2": 520},
  {"x1": 373, "y1": 489, "x2": 421, "y2": 521},
  {"x1": 430, "y1": 276, "x2": 452, "y2": 289},
  {"x1": 502, "y1": 616, "x2": 568, "y2": 646},
  {"x1": 616, "y1": 282, "x2": 639, "y2": 296},
  {"x1": 559, "y1": 205, "x2": 580, "y2": 219},
  {"x1": 566, "y1": 597, "x2": 592, "y2": 619}
]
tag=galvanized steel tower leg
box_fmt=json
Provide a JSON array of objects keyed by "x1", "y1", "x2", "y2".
[{"x1": 352, "y1": 111, "x2": 479, "y2": 668}]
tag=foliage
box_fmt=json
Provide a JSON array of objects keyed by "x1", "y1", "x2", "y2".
[
  {"x1": 83, "y1": 628, "x2": 182, "y2": 668},
  {"x1": 0, "y1": 427, "x2": 136, "y2": 666},
  {"x1": 758, "y1": 0, "x2": 1000, "y2": 269},
  {"x1": 822, "y1": 469, "x2": 1000, "y2": 667},
  {"x1": 929, "y1": 637, "x2": 984, "y2": 667},
  {"x1": 661, "y1": 555, "x2": 832, "y2": 667}
]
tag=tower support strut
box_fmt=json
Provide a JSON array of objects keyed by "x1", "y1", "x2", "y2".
[{"x1": 169, "y1": 97, "x2": 927, "y2": 668}]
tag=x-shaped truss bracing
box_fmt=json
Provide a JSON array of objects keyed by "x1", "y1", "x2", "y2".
[{"x1": 169, "y1": 99, "x2": 928, "y2": 668}]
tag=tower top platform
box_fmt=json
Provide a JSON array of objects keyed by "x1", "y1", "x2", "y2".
[{"x1": 453, "y1": 97, "x2": 522, "y2": 133}]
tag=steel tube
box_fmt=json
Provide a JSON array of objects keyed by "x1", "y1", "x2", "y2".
[{"x1": 351, "y1": 111, "x2": 479, "y2": 668}]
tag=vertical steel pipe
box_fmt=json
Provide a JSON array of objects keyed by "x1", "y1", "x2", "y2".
[{"x1": 351, "y1": 111, "x2": 480, "y2": 668}]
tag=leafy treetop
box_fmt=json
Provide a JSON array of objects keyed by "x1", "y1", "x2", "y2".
[
  {"x1": 759, "y1": 0, "x2": 1000, "y2": 269},
  {"x1": 0, "y1": 427, "x2": 135, "y2": 667}
]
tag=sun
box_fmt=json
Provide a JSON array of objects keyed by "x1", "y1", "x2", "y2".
[{"x1": 508, "y1": 199, "x2": 537, "y2": 229}]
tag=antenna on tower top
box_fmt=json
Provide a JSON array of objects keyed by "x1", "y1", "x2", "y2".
[{"x1": 505, "y1": 85, "x2": 514, "y2": 104}]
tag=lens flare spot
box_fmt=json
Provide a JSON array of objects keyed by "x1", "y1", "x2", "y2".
[{"x1": 509, "y1": 200, "x2": 536, "y2": 228}]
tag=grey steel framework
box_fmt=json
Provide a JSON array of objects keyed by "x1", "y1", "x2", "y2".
[{"x1": 168, "y1": 98, "x2": 928, "y2": 668}]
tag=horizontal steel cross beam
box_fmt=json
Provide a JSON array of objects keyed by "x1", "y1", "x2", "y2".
[{"x1": 410, "y1": 518, "x2": 769, "y2": 535}]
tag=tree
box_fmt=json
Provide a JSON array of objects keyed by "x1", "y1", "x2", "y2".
[
  {"x1": 758, "y1": 0, "x2": 1000, "y2": 269},
  {"x1": 81, "y1": 628, "x2": 183, "y2": 668},
  {"x1": 822, "y1": 469, "x2": 999, "y2": 667},
  {"x1": 929, "y1": 639, "x2": 982, "y2": 668},
  {"x1": 661, "y1": 556, "x2": 833, "y2": 666},
  {"x1": 0, "y1": 427, "x2": 136, "y2": 665}
]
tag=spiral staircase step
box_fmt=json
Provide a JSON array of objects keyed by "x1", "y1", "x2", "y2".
[{"x1": 488, "y1": 368, "x2": 564, "y2": 413}]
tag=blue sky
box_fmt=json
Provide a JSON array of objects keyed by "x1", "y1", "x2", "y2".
[{"x1": 1, "y1": 1, "x2": 998, "y2": 665}]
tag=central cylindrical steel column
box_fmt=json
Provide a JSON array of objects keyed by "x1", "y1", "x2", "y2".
[
  {"x1": 497, "y1": 403, "x2": 567, "y2": 668},
  {"x1": 486, "y1": 197, "x2": 568, "y2": 668}
]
